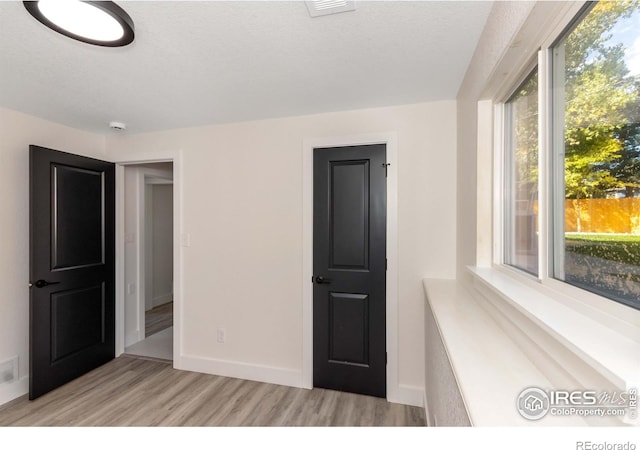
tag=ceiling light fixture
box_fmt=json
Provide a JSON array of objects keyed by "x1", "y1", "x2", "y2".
[
  {"x1": 109, "y1": 121, "x2": 126, "y2": 131},
  {"x1": 24, "y1": 1, "x2": 134, "y2": 47},
  {"x1": 305, "y1": 0, "x2": 355, "y2": 18}
]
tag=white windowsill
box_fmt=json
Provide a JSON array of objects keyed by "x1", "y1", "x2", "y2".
[
  {"x1": 467, "y1": 266, "x2": 640, "y2": 393},
  {"x1": 423, "y1": 278, "x2": 587, "y2": 426}
]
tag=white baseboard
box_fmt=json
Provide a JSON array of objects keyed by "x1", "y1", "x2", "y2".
[
  {"x1": 179, "y1": 355, "x2": 423, "y2": 407},
  {"x1": 125, "y1": 330, "x2": 144, "y2": 348},
  {"x1": 0, "y1": 376, "x2": 28, "y2": 407},
  {"x1": 178, "y1": 354, "x2": 304, "y2": 389},
  {"x1": 388, "y1": 384, "x2": 424, "y2": 407},
  {"x1": 153, "y1": 293, "x2": 173, "y2": 308},
  {"x1": 423, "y1": 390, "x2": 431, "y2": 426}
]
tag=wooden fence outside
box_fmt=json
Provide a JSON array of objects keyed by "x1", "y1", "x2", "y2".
[{"x1": 565, "y1": 198, "x2": 640, "y2": 234}]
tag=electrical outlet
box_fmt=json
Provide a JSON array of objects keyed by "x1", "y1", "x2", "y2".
[
  {"x1": 1, "y1": 369, "x2": 12, "y2": 383},
  {"x1": 0, "y1": 356, "x2": 18, "y2": 384},
  {"x1": 217, "y1": 328, "x2": 226, "y2": 343}
]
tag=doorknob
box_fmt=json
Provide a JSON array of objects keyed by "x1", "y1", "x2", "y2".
[
  {"x1": 31, "y1": 279, "x2": 61, "y2": 289},
  {"x1": 314, "y1": 276, "x2": 332, "y2": 284}
]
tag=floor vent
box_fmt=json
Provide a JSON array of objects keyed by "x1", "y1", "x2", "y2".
[
  {"x1": 305, "y1": 0, "x2": 355, "y2": 18},
  {"x1": 0, "y1": 357, "x2": 18, "y2": 384}
]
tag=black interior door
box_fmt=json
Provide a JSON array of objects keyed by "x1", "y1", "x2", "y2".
[
  {"x1": 29, "y1": 145, "x2": 115, "y2": 400},
  {"x1": 313, "y1": 144, "x2": 387, "y2": 398}
]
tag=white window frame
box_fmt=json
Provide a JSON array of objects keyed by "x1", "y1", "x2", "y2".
[
  {"x1": 499, "y1": 63, "x2": 540, "y2": 277},
  {"x1": 489, "y1": 1, "x2": 640, "y2": 333},
  {"x1": 468, "y1": 2, "x2": 640, "y2": 425}
]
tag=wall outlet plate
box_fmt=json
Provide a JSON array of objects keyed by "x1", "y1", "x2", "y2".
[
  {"x1": 0, "y1": 356, "x2": 18, "y2": 384},
  {"x1": 217, "y1": 328, "x2": 226, "y2": 344}
]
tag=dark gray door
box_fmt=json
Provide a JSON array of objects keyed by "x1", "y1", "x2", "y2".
[
  {"x1": 29, "y1": 145, "x2": 115, "y2": 400},
  {"x1": 313, "y1": 144, "x2": 387, "y2": 398}
]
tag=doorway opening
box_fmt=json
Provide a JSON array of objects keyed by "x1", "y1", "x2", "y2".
[{"x1": 122, "y1": 162, "x2": 174, "y2": 361}]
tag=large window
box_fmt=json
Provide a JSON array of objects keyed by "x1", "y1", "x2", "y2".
[{"x1": 503, "y1": 1, "x2": 640, "y2": 310}]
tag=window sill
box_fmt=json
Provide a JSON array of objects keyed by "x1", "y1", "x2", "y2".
[
  {"x1": 423, "y1": 278, "x2": 587, "y2": 426},
  {"x1": 467, "y1": 266, "x2": 640, "y2": 396},
  {"x1": 424, "y1": 269, "x2": 640, "y2": 426}
]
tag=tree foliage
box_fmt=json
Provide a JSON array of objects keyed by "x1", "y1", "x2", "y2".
[
  {"x1": 562, "y1": 0, "x2": 640, "y2": 199},
  {"x1": 611, "y1": 77, "x2": 640, "y2": 195}
]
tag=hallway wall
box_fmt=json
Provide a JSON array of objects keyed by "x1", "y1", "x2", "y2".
[{"x1": 150, "y1": 183, "x2": 173, "y2": 308}]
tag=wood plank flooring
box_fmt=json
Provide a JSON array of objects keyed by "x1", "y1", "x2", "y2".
[
  {"x1": 0, "y1": 356, "x2": 425, "y2": 426},
  {"x1": 146, "y1": 302, "x2": 173, "y2": 337}
]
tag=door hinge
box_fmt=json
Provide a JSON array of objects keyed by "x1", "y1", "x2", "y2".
[
  {"x1": 386, "y1": 352, "x2": 388, "y2": 364},
  {"x1": 382, "y1": 163, "x2": 390, "y2": 178},
  {"x1": 385, "y1": 258, "x2": 388, "y2": 270}
]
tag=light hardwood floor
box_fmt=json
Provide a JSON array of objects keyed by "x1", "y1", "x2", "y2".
[
  {"x1": 0, "y1": 356, "x2": 425, "y2": 426},
  {"x1": 146, "y1": 302, "x2": 173, "y2": 337}
]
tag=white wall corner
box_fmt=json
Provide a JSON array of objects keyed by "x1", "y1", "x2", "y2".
[
  {"x1": 0, "y1": 376, "x2": 28, "y2": 407},
  {"x1": 125, "y1": 330, "x2": 143, "y2": 349},
  {"x1": 388, "y1": 385, "x2": 425, "y2": 408}
]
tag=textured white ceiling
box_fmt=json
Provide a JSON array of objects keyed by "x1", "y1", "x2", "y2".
[{"x1": 0, "y1": 1, "x2": 492, "y2": 134}]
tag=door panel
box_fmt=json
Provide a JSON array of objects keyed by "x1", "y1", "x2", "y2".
[
  {"x1": 313, "y1": 144, "x2": 386, "y2": 398},
  {"x1": 328, "y1": 292, "x2": 369, "y2": 365},
  {"x1": 50, "y1": 284, "x2": 105, "y2": 363},
  {"x1": 30, "y1": 145, "x2": 115, "y2": 400},
  {"x1": 330, "y1": 161, "x2": 369, "y2": 270},
  {"x1": 52, "y1": 165, "x2": 105, "y2": 270}
]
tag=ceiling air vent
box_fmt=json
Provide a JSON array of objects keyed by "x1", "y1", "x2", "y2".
[{"x1": 305, "y1": 0, "x2": 355, "y2": 18}]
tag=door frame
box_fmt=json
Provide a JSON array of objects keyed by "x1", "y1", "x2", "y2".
[
  {"x1": 113, "y1": 150, "x2": 183, "y2": 369},
  {"x1": 302, "y1": 132, "x2": 399, "y2": 402}
]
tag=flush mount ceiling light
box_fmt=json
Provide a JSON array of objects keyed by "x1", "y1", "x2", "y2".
[{"x1": 24, "y1": 1, "x2": 134, "y2": 47}]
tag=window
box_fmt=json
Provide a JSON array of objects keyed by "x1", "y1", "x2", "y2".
[
  {"x1": 502, "y1": 1, "x2": 640, "y2": 310},
  {"x1": 505, "y1": 69, "x2": 539, "y2": 276},
  {"x1": 552, "y1": 1, "x2": 640, "y2": 309}
]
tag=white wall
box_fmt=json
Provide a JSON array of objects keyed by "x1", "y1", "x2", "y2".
[
  {"x1": 0, "y1": 107, "x2": 105, "y2": 404},
  {"x1": 150, "y1": 183, "x2": 173, "y2": 308},
  {"x1": 0, "y1": 101, "x2": 456, "y2": 404},
  {"x1": 107, "y1": 101, "x2": 458, "y2": 393},
  {"x1": 456, "y1": 1, "x2": 536, "y2": 279}
]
